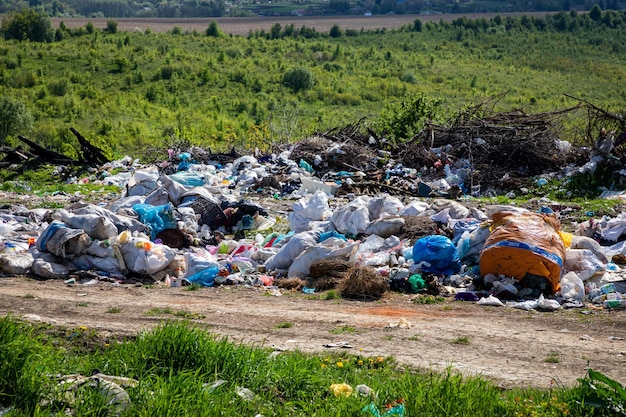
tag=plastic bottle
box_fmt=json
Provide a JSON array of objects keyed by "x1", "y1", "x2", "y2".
[
  {"x1": 600, "y1": 283, "x2": 617, "y2": 294},
  {"x1": 603, "y1": 299, "x2": 626, "y2": 309}
]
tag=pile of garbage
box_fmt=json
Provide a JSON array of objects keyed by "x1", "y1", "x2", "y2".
[{"x1": 1, "y1": 134, "x2": 626, "y2": 312}]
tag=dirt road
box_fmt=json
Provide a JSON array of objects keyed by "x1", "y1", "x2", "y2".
[{"x1": 1, "y1": 276, "x2": 624, "y2": 389}]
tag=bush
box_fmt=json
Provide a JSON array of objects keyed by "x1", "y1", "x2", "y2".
[
  {"x1": 282, "y1": 67, "x2": 314, "y2": 92},
  {"x1": 205, "y1": 21, "x2": 222, "y2": 37},
  {"x1": 1, "y1": 8, "x2": 53, "y2": 42},
  {"x1": 0, "y1": 97, "x2": 34, "y2": 144}
]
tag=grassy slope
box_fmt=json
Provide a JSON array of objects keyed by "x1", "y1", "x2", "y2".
[{"x1": 0, "y1": 16, "x2": 625, "y2": 160}]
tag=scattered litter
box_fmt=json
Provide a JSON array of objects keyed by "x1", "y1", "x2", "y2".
[
  {"x1": 323, "y1": 341, "x2": 353, "y2": 349},
  {"x1": 329, "y1": 383, "x2": 353, "y2": 397},
  {"x1": 386, "y1": 318, "x2": 412, "y2": 329}
]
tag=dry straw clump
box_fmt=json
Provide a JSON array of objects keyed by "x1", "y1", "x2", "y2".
[
  {"x1": 337, "y1": 266, "x2": 389, "y2": 300},
  {"x1": 308, "y1": 259, "x2": 353, "y2": 291}
]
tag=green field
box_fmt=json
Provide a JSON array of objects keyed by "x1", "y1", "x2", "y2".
[{"x1": 1, "y1": 10, "x2": 625, "y2": 160}]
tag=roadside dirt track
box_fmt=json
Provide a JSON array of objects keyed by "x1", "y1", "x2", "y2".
[{"x1": 1, "y1": 276, "x2": 624, "y2": 389}]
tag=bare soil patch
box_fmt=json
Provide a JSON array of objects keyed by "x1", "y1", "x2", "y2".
[{"x1": 1, "y1": 276, "x2": 624, "y2": 389}]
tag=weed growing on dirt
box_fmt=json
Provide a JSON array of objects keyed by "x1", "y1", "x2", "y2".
[
  {"x1": 412, "y1": 295, "x2": 445, "y2": 304},
  {"x1": 175, "y1": 310, "x2": 206, "y2": 320},
  {"x1": 329, "y1": 325, "x2": 358, "y2": 334},
  {"x1": 544, "y1": 351, "x2": 561, "y2": 364},
  {"x1": 184, "y1": 283, "x2": 201, "y2": 292},
  {"x1": 145, "y1": 307, "x2": 174, "y2": 316},
  {"x1": 451, "y1": 336, "x2": 471, "y2": 345},
  {"x1": 106, "y1": 307, "x2": 122, "y2": 314},
  {"x1": 274, "y1": 322, "x2": 294, "y2": 329},
  {"x1": 323, "y1": 290, "x2": 341, "y2": 300},
  {"x1": 22, "y1": 294, "x2": 35, "y2": 299},
  {"x1": 0, "y1": 317, "x2": 614, "y2": 416}
]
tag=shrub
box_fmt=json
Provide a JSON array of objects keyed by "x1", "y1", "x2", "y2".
[
  {"x1": 282, "y1": 67, "x2": 314, "y2": 92},
  {"x1": 0, "y1": 97, "x2": 34, "y2": 144},
  {"x1": 1, "y1": 8, "x2": 53, "y2": 42}
]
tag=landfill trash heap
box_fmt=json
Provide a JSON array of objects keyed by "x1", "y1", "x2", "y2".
[{"x1": 1, "y1": 122, "x2": 626, "y2": 312}]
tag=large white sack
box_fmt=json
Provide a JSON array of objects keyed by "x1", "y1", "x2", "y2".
[
  {"x1": 559, "y1": 271, "x2": 585, "y2": 301},
  {"x1": 264, "y1": 230, "x2": 321, "y2": 271},
  {"x1": 288, "y1": 192, "x2": 331, "y2": 232},
  {"x1": 0, "y1": 252, "x2": 33, "y2": 275},
  {"x1": 183, "y1": 250, "x2": 220, "y2": 278},
  {"x1": 331, "y1": 200, "x2": 370, "y2": 236},
  {"x1": 117, "y1": 232, "x2": 176, "y2": 275},
  {"x1": 73, "y1": 255, "x2": 123, "y2": 275},
  {"x1": 563, "y1": 248, "x2": 605, "y2": 281},
  {"x1": 288, "y1": 240, "x2": 358, "y2": 278},
  {"x1": 399, "y1": 200, "x2": 429, "y2": 216},
  {"x1": 70, "y1": 203, "x2": 146, "y2": 233},
  {"x1": 365, "y1": 217, "x2": 405, "y2": 238},
  {"x1": 55, "y1": 209, "x2": 118, "y2": 241},
  {"x1": 30, "y1": 251, "x2": 73, "y2": 279},
  {"x1": 367, "y1": 196, "x2": 404, "y2": 220},
  {"x1": 431, "y1": 199, "x2": 470, "y2": 219}
]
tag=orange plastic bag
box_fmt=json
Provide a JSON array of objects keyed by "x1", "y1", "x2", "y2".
[{"x1": 479, "y1": 212, "x2": 565, "y2": 294}]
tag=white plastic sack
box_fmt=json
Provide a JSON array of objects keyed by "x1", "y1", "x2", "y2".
[
  {"x1": 55, "y1": 209, "x2": 118, "y2": 241},
  {"x1": 508, "y1": 299, "x2": 539, "y2": 310},
  {"x1": 118, "y1": 235, "x2": 176, "y2": 275},
  {"x1": 31, "y1": 258, "x2": 71, "y2": 279},
  {"x1": 70, "y1": 203, "x2": 146, "y2": 233},
  {"x1": 331, "y1": 201, "x2": 370, "y2": 236},
  {"x1": 399, "y1": 200, "x2": 429, "y2": 216},
  {"x1": 184, "y1": 250, "x2": 220, "y2": 278},
  {"x1": 456, "y1": 225, "x2": 491, "y2": 262},
  {"x1": 288, "y1": 192, "x2": 331, "y2": 233},
  {"x1": 288, "y1": 241, "x2": 358, "y2": 278},
  {"x1": 0, "y1": 252, "x2": 33, "y2": 275},
  {"x1": 477, "y1": 294, "x2": 505, "y2": 306},
  {"x1": 264, "y1": 230, "x2": 321, "y2": 271},
  {"x1": 431, "y1": 200, "x2": 470, "y2": 220},
  {"x1": 563, "y1": 249, "x2": 605, "y2": 281},
  {"x1": 367, "y1": 196, "x2": 404, "y2": 220},
  {"x1": 365, "y1": 218, "x2": 405, "y2": 238},
  {"x1": 86, "y1": 240, "x2": 114, "y2": 258},
  {"x1": 559, "y1": 271, "x2": 585, "y2": 301},
  {"x1": 600, "y1": 212, "x2": 626, "y2": 242},
  {"x1": 72, "y1": 255, "x2": 123, "y2": 275},
  {"x1": 124, "y1": 166, "x2": 159, "y2": 197},
  {"x1": 570, "y1": 235, "x2": 608, "y2": 263},
  {"x1": 536, "y1": 294, "x2": 562, "y2": 311}
]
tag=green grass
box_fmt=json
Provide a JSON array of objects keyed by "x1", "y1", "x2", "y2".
[
  {"x1": 274, "y1": 321, "x2": 294, "y2": 329},
  {"x1": 105, "y1": 306, "x2": 122, "y2": 313},
  {"x1": 184, "y1": 283, "x2": 202, "y2": 292},
  {"x1": 451, "y1": 336, "x2": 471, "y2": 345},
  {"x1": 145, "y1": 307, "x2": 174, "y2": 316},
  {"x1": 545, "y1": 351, "x2": 561, "y2": 363},
  {"x1": 412, "y1": 295, "x2": 446, "y2": 304},
  {"x1": 322, "y1": 290, "x2": 341, "y2": 300},
  {"x1": 174, "y1": 310, "x2": 206, "y2": 319},
  {"x1": 329, "y1": 325, "x2": 358, "y2": 334},
  {"x1": 0, "y1": 315, "x2": 608, "y2": 416}
]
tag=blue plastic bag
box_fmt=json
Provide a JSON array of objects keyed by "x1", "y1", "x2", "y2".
[
  {"x1": 133, "y1": 203, "x2": 177, "y2": 241},
  {"x1": 412, "y1": 235, "x2": 461, "y2": 275},
  {"x1": 186, "y1": 266, "x2": 220, "y2": 287}
]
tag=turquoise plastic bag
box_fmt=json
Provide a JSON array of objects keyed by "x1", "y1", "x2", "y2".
[{"x1": 133, "y1": 203, "x2": 177, "y2": 241}]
